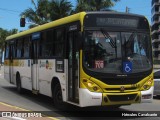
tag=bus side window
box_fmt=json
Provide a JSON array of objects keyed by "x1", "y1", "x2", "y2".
[
  {"x1": 23, "y1": 37, "x2": 30, "y2": 58},
  {"x1": 12, "y1": 41, "x2": 16, "y2": 59},
  {"x1": 5, "y1": 42, "x2": 9, "y2": 59},
  {"x1": 40, "y1": 32, "x2": 46, "y2": 58},
  {"x1": 55, "y1": 28, "x2": 65, "y2": 57},
  {"x1": 16, "y1": 39, "x2": 24, "y2": 58},
  {"x1": 45, "y1": 30, "x2": 54, "y2": 57},
  {"x1": 39, "y1": 32, "x2": 44, "y2": 58}
]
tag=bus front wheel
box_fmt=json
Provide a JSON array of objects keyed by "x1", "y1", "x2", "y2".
[{"x1": 52, "y1": 83, "x2": 66, "y2": 110}]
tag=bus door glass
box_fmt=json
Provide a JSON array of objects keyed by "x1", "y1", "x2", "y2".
[
  {"x1": 68, "y1": 31, "x2": 79, "y2": 103},
  {"x1": 31, "y1": 33, "x2": 40, "y2": 91},
  {"x1": 9, "y1": 42, "x2": 14, "y2": 83}
]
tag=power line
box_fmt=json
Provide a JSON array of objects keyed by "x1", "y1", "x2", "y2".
[{"x1": 0, "y1": 7, "x2": 21, "y2": 13}]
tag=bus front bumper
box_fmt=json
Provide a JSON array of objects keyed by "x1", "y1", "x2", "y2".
[
  {"x1": 141, "y1": 86, "x2": 153, "y2": 103},
  {"x1": 79, "y1": 86, "x2": 153, "y2": 107}
]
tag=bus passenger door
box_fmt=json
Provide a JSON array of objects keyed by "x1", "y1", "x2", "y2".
[
  {"x1": 31, "y1": 37, "x2": 39, "y2": 92},
  {"x1": 9, "y1": 43, "x2": 14, "y2": 83},
  {"x1": 67, "y1": 32, "x2": 79, "y2": 103}
]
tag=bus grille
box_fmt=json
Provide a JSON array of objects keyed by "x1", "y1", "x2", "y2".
[
  {"x1": 108, "y1": 94, "x2": 137, "y2": 102},
  {"x1": 98, "y1": 77, "x2": 143, "y2": 85}
]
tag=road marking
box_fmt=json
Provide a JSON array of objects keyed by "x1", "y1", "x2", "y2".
[
  {"x1": 0, "y1": 102, "x2": 59, "y2": 120},
  {"x1": 0, "y1": 102, "x2": 28, "y2": 111}
]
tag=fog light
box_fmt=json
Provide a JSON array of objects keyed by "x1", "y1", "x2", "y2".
[
  {"x1": 83, "y1": 79, "x2": 87, "y2": 82},
  {"x1": 142, "y1": 94, "x2": 152, "y2": 99},
  {"x1": 143, "y1": 85, "x2": 149, "y2": 90},
  {"x1": 93, "y1": 86, "x2": 98, "y2": 91}
]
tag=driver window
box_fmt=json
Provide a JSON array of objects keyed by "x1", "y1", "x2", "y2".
[{"x1": 134, "y1": 35, "x2": 146, "y2": 56}]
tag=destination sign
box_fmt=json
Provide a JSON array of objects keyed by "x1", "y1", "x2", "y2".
[
  {"x1": 96, "y1": 18, "x2": 138, "y2": 28},
  {"x1": 83, "y1": 14, "x2": 151, "y2": 29}
]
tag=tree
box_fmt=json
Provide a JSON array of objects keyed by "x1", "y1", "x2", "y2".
[
  {"x1": 0, "y1": 28, "x2": 18, "y2": 50},
  {"x1": 72, "y1": 0, "x2": 91, "y2": 13},
  {"x1": 20, "y1": 0, "x2": 72, "y2": 28},
  {"x1": 8, "y1": 29, "x2": 18, "y2": 35},
  {"x1": 0, "y1": 28, "x2": 8, "y2": 52},
  {"x1": 20, "y1": 0, "x2": 50, "y2": 28},
  {"x1": 50, "y1": 0, "x2": 72, "y2": 20},
  {"x1": 0, "y1": 28, "x2": 18, "y2": 64},
  {"x1": 91, "y1": 0, "x2": 120, "y2": 11},
  {"x1": 74, "y1": 0, "x2": 120, "y2": 13}
]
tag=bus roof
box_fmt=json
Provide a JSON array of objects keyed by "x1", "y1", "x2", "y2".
[
  {"x1": 86, "y1": 11, "x2": 145, "y2": 18},
  {"x1": 6, "y1": 11, "x2": 146, "y2": 41},
  {"x1": 6, "y1": 12, "x2": 86, "y2": 41}
]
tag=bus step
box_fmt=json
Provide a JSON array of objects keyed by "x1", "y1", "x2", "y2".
[{"x1": 32, "y1": 90, "x2": 39, "y2": 94}]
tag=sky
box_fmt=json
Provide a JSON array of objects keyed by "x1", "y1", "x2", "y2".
[{"x1": 0, "y1": 0, "x2": 151, "y2": 31}]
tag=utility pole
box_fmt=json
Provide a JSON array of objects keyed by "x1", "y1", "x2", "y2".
[{"x1": 126, "y1": 6, "x2": 130, "y2": 13}]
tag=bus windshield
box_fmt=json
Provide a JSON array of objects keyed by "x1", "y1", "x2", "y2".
[{"x1": 83, "y1": 30, "x2": 152, "y2": 74}]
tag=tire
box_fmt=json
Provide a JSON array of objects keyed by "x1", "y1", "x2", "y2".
[
  {"x1": 53, "y1": 83, "x2": 67, "y2": 110},
  {"x1": 16, "y1": 74, "x2": 23, "y2": 94}
]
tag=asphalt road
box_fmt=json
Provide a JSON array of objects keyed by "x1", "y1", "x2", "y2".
[{"x1": 0, "y1": 66, "x2": 160, "y2": 120}]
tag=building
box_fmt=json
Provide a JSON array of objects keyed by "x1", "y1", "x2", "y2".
[{"x1": 151, "y1": 0, "x2": 160, "y2": 68}]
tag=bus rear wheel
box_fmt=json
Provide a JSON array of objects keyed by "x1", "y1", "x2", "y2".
[{"x1": 16, "y1": 74, "x2": 23, "y2": 94}]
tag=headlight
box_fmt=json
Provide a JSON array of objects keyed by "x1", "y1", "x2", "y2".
[
  {"x1": 82, "y1": 78, "x2": 103, "y2": 92},
  {"x1": 140, "y1": 77, "x2": 153, "y2": 91}
]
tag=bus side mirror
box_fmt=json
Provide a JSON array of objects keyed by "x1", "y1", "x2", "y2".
[{"x1": 20, "y1": 17, "x2": 25, "y2": 27}]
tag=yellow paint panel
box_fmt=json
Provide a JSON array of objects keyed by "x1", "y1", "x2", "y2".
[
  {"x1": 80, "y1": 50, "x2": 91, "y2": 89},
  {"x1": 4, "y1": 60, "x2": 25, "y2": 67},
  {"x1": 4, "y1": 60, "x2": 9, "y2": 66}
]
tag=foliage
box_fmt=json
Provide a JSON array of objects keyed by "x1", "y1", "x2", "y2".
[
  {"x1": 73, "y1": 0, "x2": 120, "y2": 13},
  {"x1": 21, "y1": 0, "x2": 120, "y2": 28},
  {"x1": 20, "y1": 0, "x2": 72, "y2": 28},
  {"x1": 0, "y1": 28, "x2": 18, "y2": 50},
  {"x1": 0, "y1": 28, "x2": 8, "y2": 51},
  {"x1": 20, "y1": 0, "x2": 50, "y2": 28},
  {"x1": 49, "y1": 0, "x2": 73, "y2": 20}
]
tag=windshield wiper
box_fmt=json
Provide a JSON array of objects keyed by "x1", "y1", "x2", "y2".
[
  {"x1": 100, "y1": 29, "x2": 116, "y2": 48},
  {"x1": 124, "y1": 32, "x2": 135, "y2": 47},
  {"x1": 100, "y1": 29, "x2": 118, "y2": 58}
]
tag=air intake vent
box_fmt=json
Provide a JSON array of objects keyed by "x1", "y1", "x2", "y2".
[{"x1": 108, "y1": 94, "x2": 137, "y2": 102}]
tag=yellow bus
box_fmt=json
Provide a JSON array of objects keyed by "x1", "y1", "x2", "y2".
[{"x1": 4, "y1": 11, "x2": 153, "y2": 108}]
